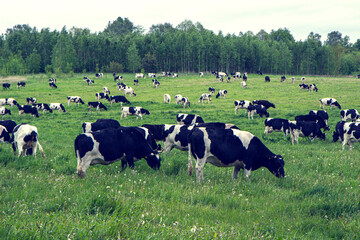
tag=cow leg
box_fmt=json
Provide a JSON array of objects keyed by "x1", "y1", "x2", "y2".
[
  {"x1": 121, "y1": 160, "x2": 127, "y2": 170},
  {"x1": 126, "y1": 154, "x2": 135, "y2": 169},
  {"x1": 188, "y1": 144, "x2": 193, "y2": 176},
  {"x1": 195, "y1": 157, "x2": 206, "y2": 182},
  {"x1": 290, "y1": 131, "x2": 295, "y2": 145},
  {"x1": 342, "y1": 136, "x2": 349, "y2": 150},
  {"x1": 233, "y1": 166, "x2": 242, "y2": 179},
  {"x1": 18, "y1": 145, "x2": 24, "y2": 157},
  {"x1": 247, "y1": 111, "x2": 251, "y2": 120},
  {"x1": 12, "y1": 142, "x2": 17, "y2": 156},
  {"x1": 37, "y1": 142, "x2": 45, "y2": 158}
]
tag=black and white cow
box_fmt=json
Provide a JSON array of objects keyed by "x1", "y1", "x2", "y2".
[
  {"x1": 265, "y1": 76, "x2": 270, "y2": 82},
  {"x1": 95, "y1": 92, "x2": 110, "y2": 101},
  {"x1": 320, "y1": 98, "x2": 341, "y2": 109},
  {"x1": 234, "y1": 100, "x2": 252, "y2": 114},
  {"x1": 75, "y1": 127, "x2": 161, "y2": 177},
  {"x1": 0, "y1": 125, "x2": 11, "y2": 143},
  {"x1": 216, "y1": 90, "x2": 227, "y2": 98},
  {"x1": 114, "y1": 75, "x2": 122, "y2": 82},
  {"x1": 95, "y1": 73, "x2": 103, "y2": 79},
  {"x1": 103, "y1": 87, "x2": 110, "y2": 94},
  {"x1": 122, "y1": 86, "x2": 136, "y2": 97},
  {"x1": 0, "y1": 107, "x2": 11, "y2": 118},
  {"x1": 133, "y1": 79, "x2": 139, "y2": 85},
  {"x1": 216, "y1": 76, "x2": 223, "y2": 82},
  {"x1": 172, "y1": 73, "x2": 178, "y2": 78},
  {"x1": 121, "y1": 107, "x2": 150, "y2": 120},
  {"x1": 253, "y1": 100, "x2": 275, "y2": 109},
  {"x1": 0, "y1": 120, "x2": 17, "y2": 133},
  {"x1": 291, "y1": 77, "x2": 295, "y2": 84},
  {"x1": 18, "y1": 105, "x2": 39, "y2": 118},
  {"x1": 247, "y1": 105, "x2": 269, "y2": 119},
  {"x1": 85, "y1": 78, "x2": 94, "y2": 85},
  {"x1": 281, "y1": 76, "x2": 286, "y2": 82},
  {"x1": 208, "y1": 87, "x2": 215, "y2": 95},
  {"x1": 49, "y1": 103, "x2": 66, "y2": 112},
  {"x1": 309, "y1": 110, "x2": 329, "y2": 124},
  {"x1": 199, "y1": 72, "x2": 204, "y2": 78},
  {"x1": 181, "y1": 97, "x2": 190, "y2": 108},
  {"x1": 11, "y1": 123, "x2": 45, "y2": 158},
  {"x1": 117, "y1": 82, "x2": 127, "y2": 90},
  {"x1": 67, "y1": 96, "x2": 85, "y2": 106},
  {"x1": 148, "y1": 73, "x2": 156, "y2": 78},
  {"x1": 299, "y1": 84, "x2": 309, "y2": 90},
  {"x1": 309, "y1": 84, "x2": 318, "y2": 92},
  {"x1": 49, "y1": 78, "x2": 56, "y2": 84},
  {"x1": 3, "y1": 83, "x2": 10, "y2": 89},
  {"x1": 295, "y1": 114, "x2": 330, "y2": 131},
  {"x1": 174, "y1": 95, "x2": 183, "y2": 105},
  {"x1": 332, "y1": 121, "x2": 346, "y2": 142},
  {"x1": 108, "y1": 95, "x2": 131, "y2": 106},
  {"x1": 33, "y1": 103, "x2": 53, "y2": 113},
  {"x1": 17, "y1": 81, "x2": 26, "y2": 88},
  {"x1": 242, "y1": 73, "x2": 248, "y2": 81},
  {"x1": 289, "y1": 121, "x2": 325, "y2": 145},
  {"x1": 264, "y1": 118, "x2": 291, "y2": 136},
  {"x1": 340, "y1": 109, "x2": 359, "y2": 122},
  {"x1": 301, "y1": 77, "x2": 306, "y2": 83},
  {"x1": 177, "y1": 113, "x2": 204, "y2": 125},
  {"x1": 152, "y1": 79, "x2": 160, "y2": 88},
  {"x1": 164, "y1": 94, "x2": 171, "y2": 103},
  {"x1": 49, "y1": 82, "x2": 58, "y2": 88},
  {"x1": 26, "y1": 97, "x2": 37, "y2": 105},
  {"x1": 241, "y1": 81, "x2": 248, "y2": 88},
  {"x1": 82, "y1": 119, "x2": 121, "y2": 133},
  {"x1": 135, "y1": 73, "x2": 145, "y2": 79},
  {"x1": 187, "y1": 127, "x2": 285, "y2": 181},
  {"x1": 342, "y1": 122, "x2": 360, "y2": 150},
  {"x1": 198, "y1": 93, "x2": 212, "y2": 103},
  {"x1": 0, "y1": 98, "x2": 19, "y2": 108},
  {"x1": 88, "y1": 102, "x2": 107, "y2": 111}
]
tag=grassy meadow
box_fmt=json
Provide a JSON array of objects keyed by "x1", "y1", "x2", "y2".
[{"x1": 0, "y1": 73, "x2": 360, "y2": 239}]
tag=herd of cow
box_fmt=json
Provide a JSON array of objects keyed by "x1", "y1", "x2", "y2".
[{"x1": 0, "y1": 72, "x2": 359, "y2": 183}]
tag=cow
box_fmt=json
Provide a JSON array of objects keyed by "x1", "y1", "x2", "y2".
[
  {"x1": 235, "y1": 72, "x2": 241, "y2": 78},
  {"x1": 67, "y1": 96, "x2": 85, "y2": 106},
  {"x1": 181, "y1": 97, "x2": 190, "y2": 108},
  {"x1": 18, "y1": 105, "x2": 39, "y2": 118},
  {"x1": 0, "y1": 125, "x2": 11, "y2": 143},
  {"x1": 289, "y1": 121, "x2": 325, "y2": 145},
  {"x1": 291, "y1": 77, "x2": 295, "y2": 84},
  {"x1": 17, "y1": 81, "x2": 26, "y2": 88},
  {"x1": 95, "y1": 73, "x2": 103, "y2": 79},
  {"x1": 342, "y1": 122, "x2": 360, "y2": 150},
  {"x1": 49, "y1": 78, "x2": 56, "y2": 83},
  {"x1": 152, "y1": 79, "x2": 160, "y2": 88},
  {"x1": 340, "y1": 109, "x2": 359, "y2": 122},
  {"x1": 49, "y1": 82, "x2": 58, "y2": 88},
  {"x1": 88, "y1": 102, "x2": 107, "y2": 111},
  {"x1": 121, "y1": 107, "x2": 150, "y2": 120},
  {"x1": 177, "y1": 113, "x2": 204, "y2": 125},
  {"x1": 187, "y1": 127, "x2": 285, "y2": 181},
  {"x1": 0, "y1": 98, "x2": 19, "y2": 108},
  {"x1": 320, "y1": 98, "x2": 341, "y2": 110},
  {"x1": 172, "y1": 73, "x2": 178, "y2": 78},
  {"x1": 11, "y1": 123, "x2": 45, "y2": 158},
  {"x1": 257, "y1": 70, "x2": 263, "y2": 75},
  {"x1": 226, "y1": 77, "x2": 231, "y2": 83},
  {"x1": 332, "y1": 121, "x2": 346, "y2": 142},
  {"x1": 216, "y1": 76, "x2": 223, "y2": 82},
  {"x1": 85, "y1": 78, "x2": 94, "y2": 85},
  {"x1": 309, "y1": 110, "x2": 329, "y2": 125},
  {"x1": 199, "y1": 72, "x2": 204, "y2": 77},
  {"x1": 218, "y1": 72, "x2": 227, "y2": 78},
  {"x1": 295, "y1": 114, "x2": 330, "y2": 131},
  {"x1": 174, "y1": 95, "x2": 183, "y2": 105},
  {"x1": 26, "y1": 97, "x2": 37, "y2": 105},
  {"x1": 148, "y1": 73, "x2": 156, "y2": 78},
  {"x1": 75, "y1": 127, "x2": 161, "y2": 178},
  {"x1": 162, "y1": 124, "x2": 194, "y2": 153},
  {"x1": 33, "y1": 103, "x2": 53, "y2": 113},
  {"x1": 133, "y1": 79, "x2": 139, "y2": 85},
  {"x1": 234, "y1": 100, "x2": 252, "y2": 114},
  {"x1": 82, "y1": 119, "x2": 121, "y2": 133},
  {"x1": 301, "y1": 77, "x2": 306, "y2": 83},
  {"x1": 242, "y1": 73, "x2": 248, "y2": 81},
  {"x1": 108, "y1": 95, "x2": 130, "y2": 106},
  {"x1": 114, "y1": 75, "x2": 122, "y2": 82},
  {"x1": 0, "y1": 120, "x2": 17, "y2": 133},
  {"x1": 309, "y1": 84, "x2": 318, "y2": 92},
  {"x1": 281, "y1": 76, "x2": 286, "y2": 82},
  {"x1": 3, "y1": 83, "x2": 10, "y2": 89},
  {"x1": 49, "y1": 103, "x2": 66, "y2": 112},
  {"x1": 0, "y1": 107, "x2": 11, "y2": 119},
  {"x1": 265, "y1": 76, "x2": 271, "y2": 82},
  {"x1": 198, "y1": 93, "x2": 212, "y2": 103},
  {"x1": 95, "y1": 92, "x2": 110, "y2": 101},
  {"x1": 241, "y1": 81, "x2": 248, "y2": 88},
  {"x1": 248, "y1": 105, "x2": 269, "y2": 119},
  {"x1": 103, "y1": 87, "x2": 110, "y2": 94},
  {"x1": 264, "y1": 118, "x2": 291, "y2": 136},
  {"x1": 135, "y1": 73, "x2": 144, "y2": 79},
  {"x1": 117, "y1": 82, "x2": 127, "y2": 90},
  {"x1": 122, "y1": 86, "x2": 136, "y2": 97},
  {"x1": 216, "y1": 90, "x2": 227, "y2": 99},
  {"x1": 208, "y1": 87, "x2": 215, "y2": 95},
  {"x1": 164, "y1": 94, "x2": 171, "y2": 103},
  {"x1": 253, "y1": 100, "x2": 275, "y2": 109},
  {"x1": 299, "y1": 84, "x2": 309, "y2": 90}
]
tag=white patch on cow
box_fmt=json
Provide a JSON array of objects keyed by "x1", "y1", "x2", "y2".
[{"x1": 231, "y1": 129, "x2": 253, "y2": 149}]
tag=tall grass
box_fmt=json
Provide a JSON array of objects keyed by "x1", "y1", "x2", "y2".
[{"x1": 0, "y1": 73, "x2": 359, "y2": 239}]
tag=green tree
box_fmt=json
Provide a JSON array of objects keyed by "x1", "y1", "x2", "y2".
[
  {"x1": 142, "y1": 53, "x2": 157, "y2": 73},
  {"x1": 26, "y1": 48, "x2": 41, "y2": 73},
  {"x1": 127, "y1": 42, "x2": 141, "y2": 73},
  {"x1": 103, "y1": 17, "x2": 135, "y2": 36}
]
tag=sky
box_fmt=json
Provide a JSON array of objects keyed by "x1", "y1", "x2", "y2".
[{"x1": 2, "y1": 0, "x2": 360, "y2": 43}]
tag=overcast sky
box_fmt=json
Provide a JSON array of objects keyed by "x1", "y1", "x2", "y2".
[{"x1": 2, "y1": 0, "x2": 360, "y2": 43}]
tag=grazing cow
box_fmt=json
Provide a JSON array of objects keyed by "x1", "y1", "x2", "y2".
[
  {"x1": 177, "y1": 113, "x2": 204, "y2": 125},
  {"x1": 234, "y1": 100, "x2": 252, "y2": 114},
  {"x1": 289, "y1": 121, "x2": 325, "y2": 145},
  {"x1": 309, "y1": 110, "x2": 329, "y2": 124},
  {"x1": 3, "y1": 83, "x2": 10, "y2": 89},
  {"x1": 75, "y1": 127, "x2": 161, "y2": 178},
  {"x1": 242, "y1": 73, "x2": 248, "y2": 81},
  {"x1": 174, "y1": 95, "x2": 183, "y2": 105},
  {"x1": 88, "y1": 102, "x2": 107, "y2": 111},
  {"x1": 0, "y1": 125, "x2": 11, "y2": 143},
  {"x1": 264, "y1": 118, "x2": 291, "y2": 136},
  {"x1": 103, "y1": 87, "x2": 110, "y2": 94},
  {"x1": 299, "y1": 84, "x2": 309, "y2": 90},
  {"x1": 198, "y1": 93, "x2": 212, "y2": 103},
  {"x1": 218, "y1": 72, "x2": 227, "y2": 77},
  {"x1": 309, "y1": 84, "x2": 318, "y2": 92},
  {"x1": 301, "y1": 77, "x2": 306, "y2": 83},
  {"x1": 85, "y1": 78, "x2": 94, "y2": 85},
  {"x1": 148, "y1": 73, "x2": 156, "y2": 78},
  {"x1": 281, "y1": 76, "x2": 286, "y2": 82},
  {"x1": 95, "y1": 73, "x2": 103, "y2": 79},
  {"x1": 133, "y1": 79, "x2": 139, "y2": 85},
  {"x1": 0, "y1": 120, "x2": 17, "y2": 133},
  {"x1": 33, "y1": 103, "x2": 53, "y2": 113},
  {"x1": 0, "y1": 107, "x2": 11, "y2": 119},
  {"x1": 187, "y1": 127, "x2": 285, "y2": 181},
  {"x1": 181, "y1": 97, "x2": 190, "y2": 108},
  {"x1": 82, "y1": 119, "x2": 120, "y2": 133},
  {"x1": 172, "y1": 73, "x2": 178, "y2": 78},
  {"x1": 11, "y1": 123, "x2": 45, "y2": 158},
  {"x1": 216, "y1": 76, "x2": 223, "y2": 82},
  {"x1": 121, "y1": 107, "x2": 150, "y2": 120},
  {"x1": 108, "y1": 95, "x2": 131, "y2": 106},
  {"x1": 26, "y1": 97, "x2": 37, "y2": 105},
  {"x1": 114, "y1": 75, "x2": 122, "y2": 82},
  {"x1": 121, "y1": 86, "x2": 136, "y2": 97},
  {"x1": 199, "y1": 72, "x2": 204, "y2": 77},
  {"x1": 162, "y1": 124, "x2": 194, "y2": 153},
  {"x1": 320, "y1": 98, "x2": 341, "y2": 109},
  {"x1": 295, "y1": 114, "x2": 330, "y2": 131},
  {"x1": 265, "y1": 76, "x2": 271, "y2": 82},
  {"x1": 340, "y1": 109, "x2": 359, "y2": 122},
  {"x1": 49, "y1": 103, "x2": 66, "y2": 112},
  {"x1": 18, "y1": 105, "x2": 39, "y2": 118},
  {"x1": 332, "y1": 121, "x2": 346, "y2": 142},
  {"x1": 291, "y1": 77, "x2": 295, "y2": 84},
  {"x1": 209, "y1": 87, "x2": 215, "y2": 95},
  {"x1": 235, "y1": 72, "x2": 241, "y2": 78},
  {"x1": 135, "y1": 73, "x2": 144, "y2": 79},
  {"x1": 257, "y1": 70, "x2": 263, "y2": 75},
  {"x1": 117, "y1": 82, "x2": 127, "y2": 90},
  {"x1": 164, "y1": 94, "x2": 171, "y2": 103},
  {"x1": 253, "y1": 100, "x2": 275, "y2": 109},
  {"x1": 17, "y1": 81, "x2": 26, "y2": 88},
  {"x1": 342, "y1": 122, "x2": 360, "y2": 150},
  {"x1": 49, "y1": 78, "x2": 56, "y2": 83},
  {"x1": 67, "y1": 96, "x2": 85, "y2": 106},
  {"x1": 152, "y1": 79, "x2": 160, "y2": 88},
  {"x1": 248, "y1": 105, "x2": 269, "y2": 119},
  {"x1": 216, "y1": 90, "x2": 227, "y2": 98},
  {"x1": 226, "y1": 77, "x2": 231, "y2": 83},
  {"x1": 141, "y1": 124, "x2": 168, "y2": 142},
  {"x1": 49, "y1": 82, "x2": 58, "y2": 88},
  {"x1": 241, "y1": 81, "x2": 248, "y2": 88},
  {"x1": 0, "y1": 98, "x2": 19, "y2": 107},
  {"x1": 95, "y1": 92, "x2": 110, "y2": 101}
]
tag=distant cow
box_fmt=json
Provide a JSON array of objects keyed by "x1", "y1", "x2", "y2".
[
  {"x1": 18, "y1": 105, "x2": 39, "y2": 118},
  {"x1": 26, "y1": 97, "x2": 37, "y2": 105},
  {"x1": 148, "y1": 73, "x2": 156, "y2": 78},
  {"x1": 11, "y1": 123, "x2": 45, "y2": 158},
  {"x1": 17, "y1": 81, "x2": 26, "y2": 88},
  {"x1": 342, "y1": 122, "x2": 360, "y2": 150},
  {"x1": 234, "y1": 100, "x2": 252, "y2": 114},
  {"x1": 88, "y1": 102, "x2": 107, "y2": 111},
  {"x1": 121, "y1": 107, "x2": 150, "y2": 120},
  {"x1": 0, "y1": 98, "x2": 19, "y2": 108},
  {"x1": 301, "y1": 77, "x2": 306, "y2": 83},
  {"x1": 181, "y1": 97, "x2": 190, "y2": 108},
  {"x1": 172, "y1": 73, "x2": 178, "y2": 78},
  {"x1": 164, "y1": 94, "x2": 171, "y2": 103},
  {"x1": 49, "y1": 103, "x2": 66, "y2": 112},
  {"x1": 135, "y1": 73, "x2": 144, "y2": 79},
  {"x1": 241, "y1": 81, "x2": 248, "y2": 88},
  {"x1": 103, "y1": 87, "x2": 110, "y2": 94},
  {"x1": 295, "y1": 114, "x2": 330, "y2": 131},
  {"x1": 216, "y1": 90, "x2": 227, "y2": 98},
  {"x1": 82, "y1": 119, "x2": 120, "y2": 133},
  {"x1": 187, "y1": 127, "x2": 285, "y2": 181},
  {"x1": 320, "y1": 98, "x2": 341, "y2": 109},
  {"x1": 177, "y1": 113, "x2": 204, "y2": 125},
  {"x1": 291, "y1": 77, "x2": 295, "y2": 84},
  {"x1": 281, "y1": 76, "x2": 286, "y2": 82},
  {"x1": 85, "y1": 78, "x2": 94, "y2": 85},
  {"x1": 199, "y1": 72, "x2": 204, "y2": 77},
  {"x1": 252, "y1": 100, "x2": 275, "y2": 109},
  {"x1": 133, "y1": 79, "x2": 139, "y2": 85},
  {"x1": 198, "y1": 93, "x2": 212, "y2": 103},
  {"x1": 49, "y1": 82, "x2": 57, "y2": 88},
  {"x1": 174, "y1": 95, "x2": 183, "y2": 105},
  {"x1": 95, "y1": 73, "x2": 103, "y2": 79},
  {"x1": 242, "y1": 73, "x2": 248, "y2": 81},
  {"x1": 108, "y1": 95, "x2": 130, "y2": 106},
  {"x1": 3, "y1": 83, "x2": 10, "y2": 89},
  {"x1": 0, "y1": 107, "x2": 11, "y2": 118},
  {"x1": 289, "y1": 121, "x2": 325, "y2": 145},
  {"x1": 121, "y1": 86, "x2": 136, "y2": 97},
  {"x1": 33, "y1": 103, "x2": 53, "y2": 113},
  {"x1": 340, "y1": 109, "x2": 359, "y2": 122},
  {"x1": 299, "y1": 84, "x2": 309, "y2": 90},
  {"x1": 264, "y1": 118, "x2": 291, "y2": 136},
  {"x1": 248, "y1": 105, "x2": 269, "y2": 119},
  {"x1": 152, "y1": 79, "x2": 160, "y2": 88},
  {"x1": 95, "y1": 92, "x2": 110, "y2": 101},
  {"x1": 309, "y1": 84, "x2": 318, "y2": 92},
  {"x1": 309, "y1": 110, "x2": 329, "y2": 125},
  {"x1": 0, "y1": 125, "x2": 11, "y2": 143},
  {"x1": 67, "y1": 96, "x2": 85, "y2": 106},
  {"x1": 209, "y1": 87, "x2": 215, "y2": 95},
  {"x1": 0, "y1": 120, "x2": 17, "y2": 133},
  {"x1": 265, "y1": 76, "x2": 270, "y2": 82}
]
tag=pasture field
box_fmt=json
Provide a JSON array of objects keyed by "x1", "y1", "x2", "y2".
[{"x1": 0, "y1": 73, "x2": 360, "y2": 239}]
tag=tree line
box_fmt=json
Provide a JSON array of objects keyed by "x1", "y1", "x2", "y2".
[{"x1": 0, "y1": 17, "x2": 359, "y2": 76}]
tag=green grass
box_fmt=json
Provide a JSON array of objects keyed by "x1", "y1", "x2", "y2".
[{"x1": 0, "y1": 73, "x2": 360, "y2": 239}]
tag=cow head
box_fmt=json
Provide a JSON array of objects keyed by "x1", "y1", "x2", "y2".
[
  {"x1": 268, "y1": 155, "x2": 285, "y2": 178},
  {"x1": 144, "y1": 152, "x2": 161, "y2": 170}
]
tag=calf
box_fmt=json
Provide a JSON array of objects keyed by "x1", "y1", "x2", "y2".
[
  {"x1": 95, "y1": 92, "x2": 110, "y2": 101},
  {"x1": 82, "y1": 119, "x2": 120, "y2": 133},
  {"x1": 216, "y1": 90, "x2": 227, "y2": 98},
  {"x1": 17, "y1": 81, "x2": 26, "y2": 88},
  {"x1": 289, "y1": 121, "x2": 325, "y2": 145},
  {"x1": 234, "y1": 100, "x2": 252, "y2": 114},
  {"x1": 33, "y1": 103, "x2": 53, "y2": 113},
  {"x1": 49, "y1": 103, "x2": 66, "y2": 112},
  {"x1": 0, "y1": 120, "x2": 17, "y2": 133},
  {"x1": 295, "y1": 114, "x2": 330, "y2": 131},
  {"x1": 177, "y1": 113, "x2": 204, "y2": 125},
  {"x1": 265, "y1": 76, "x2": 270, "y2": 82},
  {"x1": 181, "y1": 97, "x2": 190, "y2": 108},
  {"x1": 187, "y1": 127, "x2": 285, "y2": 181},
  {"x1": 342, "y1": 122, "x2": 360, "y2": 150},
  {"x1": 75, "y1": 127, "x2": 161, "y2": 177},
  {"x1": 88, "y1": 102, "x2": 107, "y2": 111},
  {"x1": 49, "y1": 82, "x2": 58, "y2": 88},
  {"x1": 0, "y1": 98, "x2": 19, "y2": 108},
  {"x1": 26, "y1": 97, "x2": 37, "y2": 105},
  {"x1": 108, "y1": 95, "x2": 130, "y2": 106},
  {"x1": 0, "y1": 107, "x2": 11, "y2": 119},
  {"x1": 164, "y1": 94, "x2": 171, "y2": 103},
  {"x1": 18, "y1": 105, "x2": 39, "y2": 117},
  {"x1": 121, "y1": 107, "x2": 150, "y2": 120},
  {"x1": 320, "y1": 98, "x2": 341, "y2": 109},
  {"x1": 252, "y1": 100, "x2": 275, "y2": 109},
  {"x1": 67, "y1": 96, "x2": 85, "y2": 106},
  {"x1": 309, "y1": 110, "x2": 329, "y2": 124},
  {"x1": 248, "y1": 105, "x2": 269, "y2": 119},
  {"x1": 11, "y1": 123, "x2": 45, "y2": 158},
  {"x1": 198, "y1": 93, "x2": 212, "y2": 103},
  {"x1": 0, "y1": 125, "x2": 11, "y2": 143},
  {"x1": 340, "y1": 109, "x2": 359, "y2": 122},
  {"x1": 3, "y1": 83, "x2": 10, "y2": 90},
  {"x1": 264, "y1": 118, "x2": 291, "y2": 136}
]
